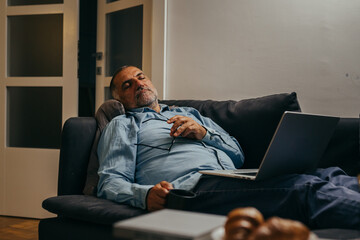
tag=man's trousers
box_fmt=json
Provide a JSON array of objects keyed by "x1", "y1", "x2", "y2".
[{"x1": 188, "y1": 167, "x2": 360, "y2": 229}]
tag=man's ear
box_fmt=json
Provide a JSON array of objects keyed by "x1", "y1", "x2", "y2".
[{"x1": 111, "y1": 90, "x2": 121, "y2": 101}]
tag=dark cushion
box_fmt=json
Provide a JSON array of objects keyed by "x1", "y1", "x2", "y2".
[
  {"x1": 83, "y1": 100, "x2": 125, "y2": 196},
  {"x1": 42, "y1": 195, "x2": 147, "y2": 225},
  {"x1": 161, "y1": 92, "x2": 301, "y2": 168},
  {"x1": 318, "y1": 118, "x2": 360, "y2": 176}
]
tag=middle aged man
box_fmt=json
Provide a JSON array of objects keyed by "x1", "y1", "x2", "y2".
[{"x1": 97, "y1": 65, "x2": 360, "y2": 229}]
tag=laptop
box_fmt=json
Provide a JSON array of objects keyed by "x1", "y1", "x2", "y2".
[
  {"x1": 113, "y1": 209, "x2": 226, "y2": 240},
  {"x1": 199, "y1": 111, "x2": 339, "y2": 181}
]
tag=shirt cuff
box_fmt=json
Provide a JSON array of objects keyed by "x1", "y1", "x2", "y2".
[
  {"x1": 132, "y1": 184, "x2": 153, "y2": 209},
  {"x1": 202, "y1": 126, "x2": 218, "y2": 141}
]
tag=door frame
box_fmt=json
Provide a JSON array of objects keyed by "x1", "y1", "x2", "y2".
[{"x1": 0, "y1": 0, "x2": 79, "y2": 218}]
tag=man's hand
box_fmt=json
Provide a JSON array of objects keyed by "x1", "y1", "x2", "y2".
[
  {"x1": 167, "y1": 116, "x2": 207, "y2": 140},
  {"x1": 147, "y1": 181, "x2": 174, "y2": 211}
]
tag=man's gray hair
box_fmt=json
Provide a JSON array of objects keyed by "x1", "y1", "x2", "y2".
[{"x1": 109, "y1": 65, "x2": 132, "y2": 99}]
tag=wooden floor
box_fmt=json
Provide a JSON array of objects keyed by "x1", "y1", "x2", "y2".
[{"x1": 0, "y1": 216, "x2": 39, "y2": 240}]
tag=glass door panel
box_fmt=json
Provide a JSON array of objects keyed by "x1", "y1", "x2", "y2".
[
  {"x1": 7, "y1": 14, "x2": 63, "y2": 77},
  {"x1": 7, "y1": 87, "x2": 62, "y2": 149},
  {"x1": 8, "y1": 0, "x2": 63, "y2": 6},
  {"x1": 106, "y1": 5, "x2": 143, "y2": 76}
]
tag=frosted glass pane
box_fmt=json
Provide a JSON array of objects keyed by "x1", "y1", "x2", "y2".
[
  {"x1": 8, "y1": 0, "x2": 62, "y2": 5},
  {"x1": 8, "y1": 14, "x2": 63, "y2": 77},
  {"x1": 106, "y1": 5, "x2": 143, "y2": 76},
  {"x1": 7, "y1": 87, "x2": 62, "y2": 149}
]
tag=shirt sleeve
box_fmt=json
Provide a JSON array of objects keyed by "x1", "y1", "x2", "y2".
[
  {"x1": 183, "y1": 107, "x2": 245, "y2": 169},
  {"x1": 96, "y1": 116, "x2": 152, "y2": 209}
]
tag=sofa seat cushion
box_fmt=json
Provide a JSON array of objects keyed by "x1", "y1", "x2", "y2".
[{"x1": 42, "y1": 195, "x2": 147, "y2": 225}]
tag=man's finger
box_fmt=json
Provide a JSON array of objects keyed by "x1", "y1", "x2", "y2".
[
  {"x1": 160, "y1": 181, "x2": 174, "y2": 190},
  {"x1": 173, "y1": 122, "x2": 192, "y2": 137},
  {"x1": 169, "y1": 118, "x2": 187, "y2": 134},
  {"x1": 153, "y1": 185, "x2": 170, "y2": 198},
  {"x1": 167, "y1": 115, "x2": 183, "y2": 123}
]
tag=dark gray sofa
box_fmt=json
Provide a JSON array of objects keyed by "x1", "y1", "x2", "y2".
[{"x1": 38, "y1": 92, "x2": 360, "y2": 240}]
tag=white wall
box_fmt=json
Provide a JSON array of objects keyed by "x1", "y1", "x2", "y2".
[{"x1": 165, "y1": 0, "x2": 360, "y2": 117}]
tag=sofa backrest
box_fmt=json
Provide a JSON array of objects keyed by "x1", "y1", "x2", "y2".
[
  {"x1": 59, "y1": 93, "x2": 301, "y2": 196},
  {"x1": 318, "y1": 118, "x2": 360, "y2": 176},
  {"x1": 57, "y1": 92, "x2": 360, "y2": 196}
]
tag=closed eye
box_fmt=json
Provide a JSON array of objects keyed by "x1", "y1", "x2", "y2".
[
  {"x1": 137, "y1": 73, "x2": 145, "y2": 80},
  {"x1": 122, "y1": 81, "x2": 131, "y2": 90}
]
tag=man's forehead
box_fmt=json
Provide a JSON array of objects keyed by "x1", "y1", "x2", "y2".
[{"x1": 118, "y1": 67, "x2": 142, "y2": 80}]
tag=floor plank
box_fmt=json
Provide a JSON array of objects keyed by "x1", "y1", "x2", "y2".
[{"x1": 0, "y1": 216, "x2": 39, "y2": 240}]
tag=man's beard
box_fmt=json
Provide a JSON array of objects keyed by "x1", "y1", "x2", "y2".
[{"x1": 135, "y1": 87, "x2": 158, "y2": 108}]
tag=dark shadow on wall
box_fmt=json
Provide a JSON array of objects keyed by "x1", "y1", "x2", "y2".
[{"x1": 78, "y1": 0, "x2": 97, "y2": 117}]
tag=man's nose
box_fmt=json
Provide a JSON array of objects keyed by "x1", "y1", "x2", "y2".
[{"x1": 133, "y1": 78, "x2": 145, "y2": 88}]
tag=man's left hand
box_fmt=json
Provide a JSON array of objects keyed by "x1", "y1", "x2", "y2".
[
  {"x1": 167, "y1": 116, "x2": 207, "y2": 140},
  {"x1": 147, "y1": 181, "x2": 174, "y2": 211}
]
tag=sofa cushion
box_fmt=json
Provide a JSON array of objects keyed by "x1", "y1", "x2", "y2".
[
  {"x1": 160, "y1": 92, "x2": 301, "y2": 169},
  {"x1": 43, "y1": 195, "x2": 147, "y2": 225},
  {"x1": 318, "y1": 118, "x2": 360, "y2": 176}
]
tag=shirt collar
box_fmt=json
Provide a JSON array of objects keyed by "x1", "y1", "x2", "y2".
[{"x1": 128, "y1": 104, "x2": 170, "y2": 113}]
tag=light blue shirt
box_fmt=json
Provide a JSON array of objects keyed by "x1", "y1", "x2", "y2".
[{"x1": 97, "y1": 105, "x2": 244, "y2": 209}]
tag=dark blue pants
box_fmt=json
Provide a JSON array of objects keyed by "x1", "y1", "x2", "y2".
[{"x1": 189, "y1": 167, "x2": 360, "y2": 229}]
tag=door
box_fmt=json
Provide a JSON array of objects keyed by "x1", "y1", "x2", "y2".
[
  {"x1": 0, "y1": 0, "x2": 78, "y2": 218},
  {"x1": 96, "y1": 0, "x2": 154, "y2": 108}
]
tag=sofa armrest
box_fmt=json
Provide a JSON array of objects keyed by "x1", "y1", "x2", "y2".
[
  {"x1": 58, "y1": 117, "x2": 97, "y2": 195},
  {"x1": 42, "y1": 195, "x2": 147, "y2": 225},
  {"x1": 318, "y1": 118, "x2": 360, "y2": 176}
]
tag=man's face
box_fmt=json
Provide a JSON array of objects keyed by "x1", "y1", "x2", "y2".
[{"x1": 113, "y1": 66, "x2": 158, "y2": 110}]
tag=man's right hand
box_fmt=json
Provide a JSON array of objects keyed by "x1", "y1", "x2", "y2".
[{"x1": 146, "y1": 181, "x2": 174, "y2": 211}]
